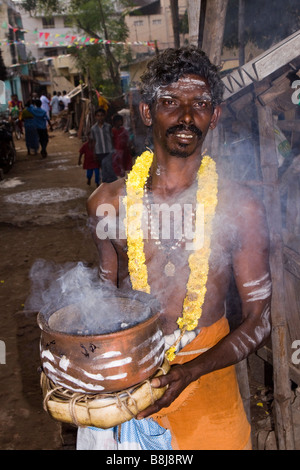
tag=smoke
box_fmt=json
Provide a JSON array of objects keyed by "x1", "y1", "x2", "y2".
[{"x1": 26, "y1": 259, "x2": 154, "y2": 335}]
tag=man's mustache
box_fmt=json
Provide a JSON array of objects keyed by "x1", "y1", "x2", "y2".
[{"x1": 166, "y1": 124, "x2": 203, "y2": 138}]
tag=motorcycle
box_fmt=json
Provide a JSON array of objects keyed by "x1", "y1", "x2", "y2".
[{"x1": 0, "y1": 119, "x2": 16, "y2": 173}]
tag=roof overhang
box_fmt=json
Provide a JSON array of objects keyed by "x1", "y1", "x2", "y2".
[{"x1": 222, "y1": 30, "x2": 300, "y2": 101}]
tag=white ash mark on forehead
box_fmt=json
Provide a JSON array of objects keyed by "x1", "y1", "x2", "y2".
[{"x1": 155, "y1": 77, "x2": 211, "y2": 99}]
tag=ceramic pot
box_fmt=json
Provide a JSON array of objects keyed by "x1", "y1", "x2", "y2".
[{"x1": 37, "y1": 291, "x2": 165, "y2": 394}]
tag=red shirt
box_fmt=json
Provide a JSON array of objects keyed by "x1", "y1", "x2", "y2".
[
  {"x1": 79, "y1": 142, "x2": 98, "y2": 169},
  {"x1": 112, "y1": 126, "x2": 132, "y2": 172}
]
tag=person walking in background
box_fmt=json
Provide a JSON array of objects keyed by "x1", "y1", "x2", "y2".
[
  {"x1": 62, "y1": 90, "x2": 71, "y2": 111},
  {"x1": 8, "y1": 93, "x2": 24, "y2": 136},
  {"x1": 28, "y1": 99, "x2": 53, "y2": 158},
  {"x1": 40, "y1": 92, "x2": 50, "y2": 119},
  {"x1": 21, "y1": 100, "x2": 39, "y2": 156},
  {"x1": 31, "y1": 91, "x2": 38, "y2": 101},
  {"x1": 57, "y1": 91, "x2": 64, "y2": 111},
  {"x1": 78, "y1": 133, "x2": 100, "y2": 187},
  {"x1": 90, "y1": 107, "x2": 117, "y2": 183},
  {"x1": 50, "y1": 91, "x2": 59, "y2": 116},
  {"x1": 112, "y1": 113, "x2": 132, "y2": 177},
  {"x1": 50, "y1": 91, "x2": 60, "y2": 129}
]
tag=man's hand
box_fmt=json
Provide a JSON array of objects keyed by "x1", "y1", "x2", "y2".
[{"x1": 136, "y1": 364, "x2": 194, "y2": 419}]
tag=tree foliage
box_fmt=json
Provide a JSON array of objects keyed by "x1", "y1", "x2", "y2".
[
  {"x1": 21, "y1": 0, "x2": 133, "y2": 95},
  {"x1": 22, "y1": 0, "x2": 64, "y2": 16}
]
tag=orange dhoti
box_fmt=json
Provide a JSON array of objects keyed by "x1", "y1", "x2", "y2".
[{"x1": 152, "y1": 316, "x2": 251, "y2": 450}]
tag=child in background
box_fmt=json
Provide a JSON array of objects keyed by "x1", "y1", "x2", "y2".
[
  {"x1": 112, "y1": 113, "x2": 132, "y2": 177},
  {"x1": 78, "y1": 134, "x2": 100, "y2": 186}
]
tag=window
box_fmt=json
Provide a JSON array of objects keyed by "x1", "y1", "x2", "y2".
[
  {"x1": 133, "y1": 20, "x2": 143, "y2": 27},
  {"x1": 44, "y1": 48, "x2": 67, "y2": 57},
  {"x1": 152, "y1": 19, "x2": 162, "y2": 25},
  {"x1": 42, "y1": 17, "x2": 55, "y2": 28}
]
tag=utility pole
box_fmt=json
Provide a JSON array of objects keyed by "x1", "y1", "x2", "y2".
[
  {"x1": 238, "y1": 0, "x2": 245, "y2": 66},
  {"x1": 187, "y1": 0, "x2": 201, "y2": 46},
  {"x1": 198, "y1": 0, "x2": 207, "y2": 49},
  {"x1": 201, "y1": 0, "x2": 229, "y2": 66},
  {"x1": 170, "y1": 0, "x2": 180, "y2": 48}
]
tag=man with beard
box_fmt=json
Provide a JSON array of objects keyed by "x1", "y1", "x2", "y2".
[{"x1": 77, "y1": 46, "x2": 271, "y2": 450}]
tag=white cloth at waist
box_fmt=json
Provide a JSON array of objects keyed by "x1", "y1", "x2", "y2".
[{"x1": 164, "y1": 327, "x2": 210, "y2": 356}]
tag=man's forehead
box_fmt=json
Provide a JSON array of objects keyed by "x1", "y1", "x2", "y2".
[{"x1": 156, "y1": 75, "x2": 211, "y2": 96}]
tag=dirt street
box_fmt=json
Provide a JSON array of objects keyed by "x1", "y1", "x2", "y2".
[{"x1": 0, "y1": 130, "x2": 98, "y2": 450}]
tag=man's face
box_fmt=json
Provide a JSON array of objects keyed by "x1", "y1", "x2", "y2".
[
  {"x1": 142, "y1": 74, "x2": 220, "y2": 158},
  {"x1": 96, "y1": 112, "x2": 106, "y2": 125}
]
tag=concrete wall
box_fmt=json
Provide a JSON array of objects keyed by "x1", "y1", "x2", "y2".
[{"x1": 126, "y1": 0, "x2": 188, "y2": 55}]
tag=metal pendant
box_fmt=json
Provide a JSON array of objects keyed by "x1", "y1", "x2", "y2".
[{"x1": 164, "y1": 261, "x2": 175, "y2": 277}]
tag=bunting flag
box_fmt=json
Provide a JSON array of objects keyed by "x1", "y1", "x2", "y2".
[
  {"x1": 0, "y1": 37, "x2": 156, "y2": 48},
  {"x1": 0, "y1": 23, "x2": 156, "y2": 48}
]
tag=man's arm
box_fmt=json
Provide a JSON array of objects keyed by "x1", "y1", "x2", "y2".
[
  {"x1": 137, "y1": 192, "x2": 271, "y2": 418},
  {"x1": 87, "y1": 186, "x2": 118, "y2": 286}
]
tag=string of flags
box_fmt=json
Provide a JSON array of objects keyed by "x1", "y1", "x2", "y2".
[{"x1": 0, "y1": 21, "x2": 156, "y2": 48}]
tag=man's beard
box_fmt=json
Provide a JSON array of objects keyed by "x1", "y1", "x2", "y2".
[{"x1": 165, "y1": 124, "x2": 203, "y2": 158}]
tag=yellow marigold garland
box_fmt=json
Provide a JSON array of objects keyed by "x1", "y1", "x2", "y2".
[
  {"x1": 123, "y1": 150, "x2": 153, "y2": 294},
  {"x1": 123, "y1": 150, "x2": 218, "y2": 361}
]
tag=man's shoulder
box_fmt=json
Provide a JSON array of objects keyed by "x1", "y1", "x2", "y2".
[
  {"x1": 87, "y1": 179, "x2": 125, "y2": 217},
  {"x1": 219, "y1": 178, "x2": 260, "y2": 203},
  {"x1": 28, "y1": 105, "x2": 37, "y2": 114},
  {"x1": 218, "y1": 178, "x2": 267, "y2": 224}
]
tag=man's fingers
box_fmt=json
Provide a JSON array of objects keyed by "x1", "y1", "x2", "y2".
[
  {"x1": 150, "y1": 377, "x2": 164, "y2": 388},
  {"x1": 136, "y1": 387, "x2": 173, "y2": 420},
  {"x1": 151, "y1": 365, "x2": 183, "y2": 389}
]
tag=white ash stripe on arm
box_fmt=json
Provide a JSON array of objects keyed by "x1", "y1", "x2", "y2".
[
  {"x1": 243, "y1": 273, "x2": 272, "y2": 302},
  {"x1": 243, "y1": 272, "x2": 270, "y2": 287}
]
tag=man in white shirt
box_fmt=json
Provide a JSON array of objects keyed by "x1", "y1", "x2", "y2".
[
  {"x1": 40, "y1": 92, "x2": 50, "y2": 118},
  {"x1": 62, "y1": 90, "x2": 71, "y2": 111},
  {"x1": 50, "y1": 91, "x2": 60, "y2": 116}
]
